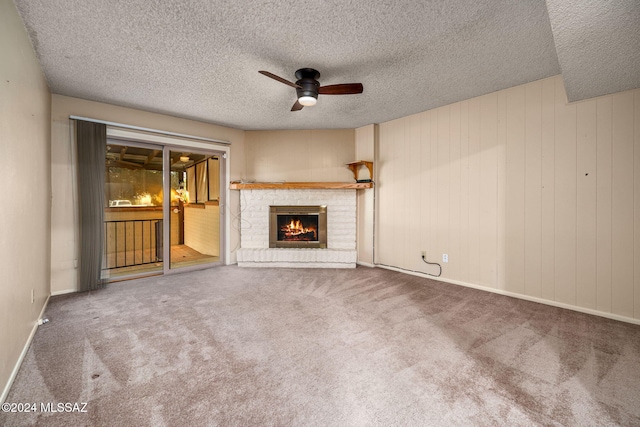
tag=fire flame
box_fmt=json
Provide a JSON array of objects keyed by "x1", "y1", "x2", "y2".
[
  {"x1": 282, "y1": 218, "x2": 317, "y2": 238},
  {"x1": 289, "y1": 219, "x2": 303, "y2": 232}
]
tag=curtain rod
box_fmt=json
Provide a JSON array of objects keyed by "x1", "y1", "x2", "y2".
[{"x1": 69, "y1": 115, "x2": 231, "y2": 145}]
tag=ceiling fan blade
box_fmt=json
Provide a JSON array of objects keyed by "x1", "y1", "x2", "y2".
[
  {"x1": 259, "y1": 71, "x2": 302, "y2": 89},
  {"x1": 318, "y1": 83, "x2": 363, "y2": 95},
  {"x1": 291, "y1": 100, "x2": 304, "y2": 111}
]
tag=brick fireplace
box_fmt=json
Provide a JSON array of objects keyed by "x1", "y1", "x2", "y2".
[{"x1": 236, "y1": 188, "x2": 357, "y2": 268}]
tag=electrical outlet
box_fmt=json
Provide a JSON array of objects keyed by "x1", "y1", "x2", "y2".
[
  {"x1": 421, "y1": 251, "x2": 426, "y2": 258},
  {"x1": 442, "y1": 253, "x2": 449, "y2": 263}
]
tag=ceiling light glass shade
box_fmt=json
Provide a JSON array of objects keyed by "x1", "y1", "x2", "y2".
[
  {"x1": 298, "y1": 96, "x2": 317, "y2": 106},
  {"x1": 180, "y1": 156, "x2": 190, "y2": 162}
]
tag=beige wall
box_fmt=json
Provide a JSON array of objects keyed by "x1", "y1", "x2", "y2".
[
  {"x1": 0, "y1": 0, "x2": 51, "y2": 401},
  {"x1": 376, "y1": 75, "x2": 640, "y2": 321},
  {"x1": 51, "y1": 95, "x2": 246, "y2": 294},
  {"x1": 244, "y1": 129, "x2": 355, "y2": 182},
  {"x1": 355, "y1": 125, "x2": 376, "y2": 265}
]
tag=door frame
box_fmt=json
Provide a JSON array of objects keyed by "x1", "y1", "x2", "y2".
[{"x1": 105, "y1": 126, "x2": 231, "y2": 278}]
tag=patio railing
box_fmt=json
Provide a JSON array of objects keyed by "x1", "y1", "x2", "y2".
[{"x1": 104, "y1": 219, "x2": 163, "y2": 269}]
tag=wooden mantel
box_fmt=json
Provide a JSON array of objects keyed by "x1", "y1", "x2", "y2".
[{"x1": 229, "y1": 181, "x2": 373, "y2": 190}]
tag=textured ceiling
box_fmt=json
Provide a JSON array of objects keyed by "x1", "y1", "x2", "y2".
[
  {"x1": 546, "y1": 0, "x2": 640, "y2": 102},
  {"x1": 12, "y1": 0, "x2": 639, "y2": 130}
]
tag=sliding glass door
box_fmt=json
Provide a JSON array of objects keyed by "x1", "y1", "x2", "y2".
[
  {"x1": 103, "y1": 140, "x2": 164, "y2": 280},
  {"x1": 166, "y1": 149, "x2": 222, "y2": 270},
  {"x1": 103, "y1": 140, "x2": 224, "y2": 281}
]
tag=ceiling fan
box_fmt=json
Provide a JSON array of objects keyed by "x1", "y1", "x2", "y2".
[{"x1": 259, "y1": 68, "x2": 363, "y2": 111}]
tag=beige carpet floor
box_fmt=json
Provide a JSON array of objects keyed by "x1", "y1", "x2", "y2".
[{"x1": 2, "y1": 265, "x2": 640, "y2": 426}]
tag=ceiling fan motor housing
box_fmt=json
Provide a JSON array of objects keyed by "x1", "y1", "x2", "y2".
[{"x1": 295, "y1": 68, "x2": 320, "y2": 100}]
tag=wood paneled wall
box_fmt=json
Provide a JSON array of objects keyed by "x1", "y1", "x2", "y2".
[{"x1": 376, "y1": 75, "x2": 640, "y2": 320}]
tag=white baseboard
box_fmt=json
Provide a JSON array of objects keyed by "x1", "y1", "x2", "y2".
[
  {"x1": 51, "y1": 288, "x2": 75, "y2": 296},
  {"x1": 375, "y1": 264, "x2": 640, "y2": 326},
  {"x1": 1, "y1": 295, "x2": 51, "y2": 404},
  {"x1": 356, "y1": 261, "x2": 376, "y2": 268}
]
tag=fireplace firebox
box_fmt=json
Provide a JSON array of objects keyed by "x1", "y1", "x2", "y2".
[{"x1": 269, "y1": 205, "x2": 327, "y2": 248}]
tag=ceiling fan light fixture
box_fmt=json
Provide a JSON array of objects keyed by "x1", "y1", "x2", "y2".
[
  {"x1": 298, "y1": 95, "x2": 317, "y2": 107},
  {"x1": 180, "y1": 156, "x2": 190, "y2": 162}
]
